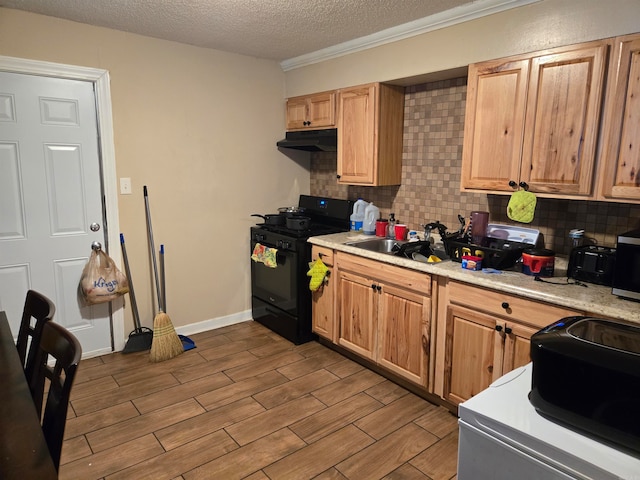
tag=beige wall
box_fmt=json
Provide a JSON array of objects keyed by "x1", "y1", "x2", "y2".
[
  {"x1": 284, "y1": 0, "x2": 640, "y2": 96},
  {"x1": 0, "y1": 8, "x2": 308, "y2": 336},
  {"x1": 2, "y1": 0, "x2": 639, "y2": 342}
]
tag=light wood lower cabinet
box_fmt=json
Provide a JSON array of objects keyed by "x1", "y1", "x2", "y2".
[
  {"x1": 335, "y1": 252, "x2": 431, "y2": 387},
  {"x1": 311, "y1": 246, "x2": 336, "y2": 342},
  {"x1": 439, "y1": 280, "x2": 583, "y2": 405}
]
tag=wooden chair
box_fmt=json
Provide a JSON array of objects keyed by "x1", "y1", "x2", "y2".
[
  {"x1": 29, "y1": 321, "x2": 82, "y2": 471},
  {"x1": 15, "y1": 290, "x2": 55, "y2": 386}
]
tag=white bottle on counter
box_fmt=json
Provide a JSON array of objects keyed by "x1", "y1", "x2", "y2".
[
  {"x1": 363, "y1": 203, "x2": 380, "y2": 235},
  {"x1": 350, "y1": 198, "x2": 368, "y2": 231}
]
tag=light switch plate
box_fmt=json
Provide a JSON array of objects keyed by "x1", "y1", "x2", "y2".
[{"x1": 120, "y1": 177, "x2": 132, "y2": 195}]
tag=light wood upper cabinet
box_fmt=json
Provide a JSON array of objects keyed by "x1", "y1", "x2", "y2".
[
  {"x1": 335, "y1": 252, "x2": 431, "y2": 386},
  {"x1": 337, "y1": 83, "x2": 405, "y2": 186},
  {"x1": 286, "y1": 91, "x2": 336, "y2": 131},
  {"x1": 462, "y1": 58, "x2": 530, "y2": 191},
  {"x1": 462, "y1": 41, "x2": 608, "y2": 197},
  {"x1": 598, "y1": 33, "x2": 640, "y2": 202}
]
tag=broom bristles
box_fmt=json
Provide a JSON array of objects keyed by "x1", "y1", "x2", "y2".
[{"x1": 149, "y1": 311, "x2": 184, "y2": 362}]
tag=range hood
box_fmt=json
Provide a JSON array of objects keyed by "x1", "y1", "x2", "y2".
[{"x1": 276, "y1": 128, "x2": 337, "y2": 152}]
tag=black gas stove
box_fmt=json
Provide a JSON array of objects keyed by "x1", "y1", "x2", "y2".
[{"x1": 250, "y1": 195, "x2": 352, "y2": 344}]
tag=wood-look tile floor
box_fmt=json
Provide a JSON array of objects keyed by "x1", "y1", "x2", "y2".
[{"x1": 60, "y1": 321, "x2": 459, "y2": 480}]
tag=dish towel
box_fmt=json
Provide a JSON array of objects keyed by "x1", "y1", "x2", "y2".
[
  {"x1": 251, "y1": 243, "x2": 278, "y2": 268},
  {"x1": 307, "y1": 258, "x2": 328, "y2": 291},
  {"x1": 507, "y1": 190, "x2": 537, "y2": 223}
]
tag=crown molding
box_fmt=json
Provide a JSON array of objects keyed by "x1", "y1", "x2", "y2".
[{"x1": 280, "y1": 0, "x2": 540, "y2": 71}]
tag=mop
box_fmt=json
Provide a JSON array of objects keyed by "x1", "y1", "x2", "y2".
[
  {"x1": 144, "y1": 186, "x2": 183, "y2": 362},
  {"x1": 121, "y1": 233, "x2": 153, "y2": 353}
]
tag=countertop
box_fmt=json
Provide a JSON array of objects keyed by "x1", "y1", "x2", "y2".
[{"x1": 309, "y1": 232, "x2": 640, "y2": 325}]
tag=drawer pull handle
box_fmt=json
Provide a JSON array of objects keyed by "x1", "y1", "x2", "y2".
[{"x1": 501, "y1": 302, "x2": 510, "y2": 310}]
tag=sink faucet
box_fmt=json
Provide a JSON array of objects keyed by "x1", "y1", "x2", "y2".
[{"x1": 421, "y1": 221, "x2": 448, "y2": 244}]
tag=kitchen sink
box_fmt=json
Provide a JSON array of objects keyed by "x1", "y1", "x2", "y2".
[
  {"x1": 345, "y1": 238, "x2": 450, "y2": 262},
  {"x1": 345, "y1": 238, "x2": 408, "y2": 254}
]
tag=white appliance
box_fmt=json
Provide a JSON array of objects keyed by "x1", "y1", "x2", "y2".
[{"x1": 458, "y1": 364, "x2": 640, "y2": 479}]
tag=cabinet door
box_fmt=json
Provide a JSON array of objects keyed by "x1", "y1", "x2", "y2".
[
  {"x1": 522, "y1": 43, "x2": 607, "y2": 195},
  {"x1": 337, "y1": 84, "x2": 376, "y2": 184},
  {"x1": 599, "y1": 34, "x2": 640, "y2": 201},
  {"x1": 443, "y1": 305, "x2": 502, "y2": 405},
  {"x1": 337, "y1": 270, "x2": 377, "y2": 360},
  {"x1": 377, "y1": 284, "x2": 430, "y2": 386},
  {"x1": 285, "y1": 96, "x2": 309, "y2": 130},
  {"x1": 312, "y1": 271, "x2": 334, "y2": 341},
  {"x1": 502, "y1": 321, "x2": 538, "y2": 374},
  {"x1": 461, "y1": 58, "x2": 529, "y2": 191},
  {"x1": 311, "y1": 247, "x2": 335, "y2": 341},
  {"x1": 307, "y1": 92, "x2": 336, "y2": 129}
]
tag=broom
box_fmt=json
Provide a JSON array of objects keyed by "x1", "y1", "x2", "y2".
[{"x1": 144, "y1": 186, "x2": 183, "y2": 362}]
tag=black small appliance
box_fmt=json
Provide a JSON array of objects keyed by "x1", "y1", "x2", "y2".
[
  {"x1": 567, "y1": 245, "x2": 617, "y2": 286},
  {"x1": 530, "y1": 316, "x2": 640, "y2": 455},
  {"x1": 612, "y1": 229, "x2": 640, "y2": 301}
]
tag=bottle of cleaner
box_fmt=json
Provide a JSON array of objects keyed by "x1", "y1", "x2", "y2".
[
  {"x1": 350, "y1": 199, "x2": 368, "y2": 231},
  {"x1": 386, "y1": 213, "x2": 396, "y2": 239},
  {"x1": 363, "y1": 203, "x2": 380, "y2": 235}
]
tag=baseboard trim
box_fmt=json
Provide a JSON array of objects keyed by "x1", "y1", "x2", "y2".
[{"x1": 174, "y1": 309, "x2": 254, "y2": 337}]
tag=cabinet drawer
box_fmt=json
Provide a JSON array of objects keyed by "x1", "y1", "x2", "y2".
[
  {"x1": 448, "y1": 281, "x2": 582, "y2": 330},
  {"x1": 312, "y1": 246, "x2": 334, "y2": 266},
  {"x1": 336, "y1": 252, "x2": 431, "y2": 296}
]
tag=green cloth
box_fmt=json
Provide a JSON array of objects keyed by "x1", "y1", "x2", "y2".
[
  {"x1": 507, "y1": 190, "x2": 537, "y2": 223},
  {"x1": 307, "y1": 258, "x2": 328, "y2": 291}
]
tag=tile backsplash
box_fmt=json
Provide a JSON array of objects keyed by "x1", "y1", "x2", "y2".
[{"x1": 310, "y1": 78, "x2": 640, "y2": 255}]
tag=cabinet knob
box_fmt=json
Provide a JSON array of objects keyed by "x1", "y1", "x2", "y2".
[
  {"x1": 495, "y1": 325, "x2": 503, "y2": 332},
  {"x1": 505, "y1": 326, "x2": 513, "y2": 334},
  {"x1": 371, "y1": 284, "x2": 377, "y2": 290},
  {"x1": 376, "y1": 285, "x2": 382, "y2": 292},
  {"x1": 509, "y1": 180, "x2": 517, "y2": 189},
  {"x1": 336, "y1": 175, "x2": 341, "y2": 179},
  {"x1": 501, "y1": 302, "x2": 509, "y2": 310},
  {"x1": 519, "y1": 181, "x2": 529, "y2": 191}
]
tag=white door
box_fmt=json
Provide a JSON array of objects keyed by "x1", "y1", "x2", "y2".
[{"x1": 0, "y1": 71, "x2": 112, "y2": 356}]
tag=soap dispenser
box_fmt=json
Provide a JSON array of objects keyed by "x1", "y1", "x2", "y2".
[{"x1": 386, "y1": 213, "x2": 396, "y2": 239}]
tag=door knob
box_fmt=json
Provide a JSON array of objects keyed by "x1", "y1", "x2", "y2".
[
  {"x1": 90, "y1": 222, "x2": 101, "y2": 232},
  {"x1": 91, "y1": 241, "x2": 102, "y2": 251}
]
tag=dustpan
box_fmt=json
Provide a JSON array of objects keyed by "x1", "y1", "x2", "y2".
[{"x1": 120, "y1": 233, "x2": 153, "y2": 353}]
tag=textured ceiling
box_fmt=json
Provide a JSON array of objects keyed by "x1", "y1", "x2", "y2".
[{"x1": 2, "y1": 0, "x2": 480, "y2": 62}]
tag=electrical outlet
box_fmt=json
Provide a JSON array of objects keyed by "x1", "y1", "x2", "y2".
[{"x1": 120, "y1": 177, "x2": 132, "y2": 195}]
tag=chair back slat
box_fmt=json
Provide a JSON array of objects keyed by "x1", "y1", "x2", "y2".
[
  {"x1": 16, "y1": 290, "x2": 55, "y2": 389},
  {"x1": 30, "y1": 321, "x2": 82, "y2": 471}
]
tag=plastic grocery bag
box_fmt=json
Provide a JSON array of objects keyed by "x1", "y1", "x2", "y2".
[{"x1": 80, "y1": 249, "x2": 129, "y2": 304}]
